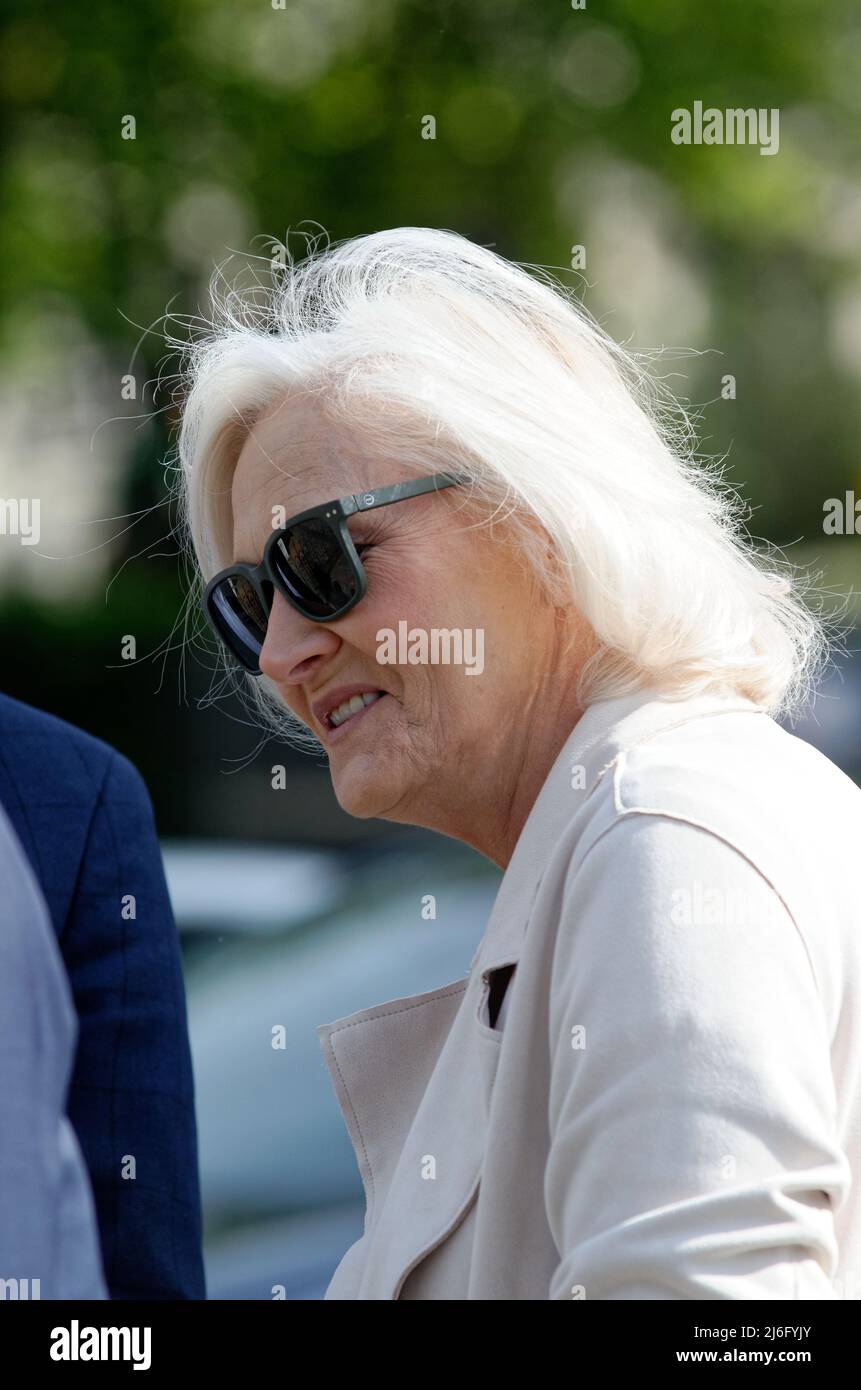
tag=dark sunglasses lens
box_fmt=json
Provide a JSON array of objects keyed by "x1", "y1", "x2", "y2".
[
  {"x1": 209, "y1": 574, "x2": 269, "y2": 669},
  {"x1": 270, "y1": 518, "x2": 359, "y2": 619}
]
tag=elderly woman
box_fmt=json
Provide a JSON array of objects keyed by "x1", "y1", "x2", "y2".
[{"x1": 178, "y1": 227, "x2": 861, "y2": 1300}]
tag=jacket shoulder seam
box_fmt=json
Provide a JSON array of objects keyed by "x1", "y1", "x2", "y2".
[{"x1": 575, "y1": 800, "x2": 825, "y2": 1007}]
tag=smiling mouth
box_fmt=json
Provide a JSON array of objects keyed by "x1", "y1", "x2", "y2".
[{"x1": 326, "y1": 690, "x2": 387, "y2": 731}]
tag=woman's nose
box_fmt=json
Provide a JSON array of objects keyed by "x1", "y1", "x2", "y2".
[{"x1": 258, "y1": 590, "x2": 340, "y2": 685}]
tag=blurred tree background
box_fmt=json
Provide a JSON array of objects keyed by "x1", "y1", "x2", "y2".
[{"x1": 1, "y1": 0, "x2": 859, "y2": 839}]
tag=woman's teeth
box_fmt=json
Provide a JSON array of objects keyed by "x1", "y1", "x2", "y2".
[{"x1": 329, "y1": 691, "x2": 383, "y2": 727}]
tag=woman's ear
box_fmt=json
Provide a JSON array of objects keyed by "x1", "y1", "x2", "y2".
[
  {"x1": 502, "y1": 510, "x2": 559, "y2": 596},
  {"x1": 533, "y1": 525, "x2": 568, "y2": 609}
]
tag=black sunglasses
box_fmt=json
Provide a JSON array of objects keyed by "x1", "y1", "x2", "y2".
[{"x1": 203, "y1": 470, "x2": 469, "y2": 674}]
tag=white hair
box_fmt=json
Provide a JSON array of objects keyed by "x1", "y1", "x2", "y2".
[{"x1": 173, "y1": 225, "x2": 834, "y2": 745}]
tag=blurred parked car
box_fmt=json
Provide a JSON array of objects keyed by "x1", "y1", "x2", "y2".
[{"x1": 162, "y1": 837, "x2": 501, "y2": 1299}]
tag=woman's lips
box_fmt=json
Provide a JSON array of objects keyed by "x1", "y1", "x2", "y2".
[
  {"x1": 312, "y1": 683, "x2": 387, "y2": 729},
  {"x1": 323, "y1": 691, "x2": 392, "y2": 744}
]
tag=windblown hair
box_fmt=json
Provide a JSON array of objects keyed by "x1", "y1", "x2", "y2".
[{"x1": 174, "y1": 225, "x2": 832, "y2": 744}]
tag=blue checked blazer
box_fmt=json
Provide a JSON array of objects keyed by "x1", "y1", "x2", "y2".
[{"x1": 0, "y1": 692, "x2": 205, "y2": 1300}]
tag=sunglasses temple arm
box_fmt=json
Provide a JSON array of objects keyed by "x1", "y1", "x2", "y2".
[{"x1": 343, "y1": 471, "x2": 469, "y2": 515}]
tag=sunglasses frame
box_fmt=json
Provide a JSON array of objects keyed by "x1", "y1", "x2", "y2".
[{"x1": 203, "y1": 469, "x2": 470, "y2": 674}]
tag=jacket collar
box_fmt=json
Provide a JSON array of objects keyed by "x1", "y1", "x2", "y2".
[{"x1": 468, "y1": 684, "x2": 763, "y2": 974}]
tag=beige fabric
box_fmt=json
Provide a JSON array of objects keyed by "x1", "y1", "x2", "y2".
[{"x1": 316, "y1": 687, "x2": 861, "y2": 1299}]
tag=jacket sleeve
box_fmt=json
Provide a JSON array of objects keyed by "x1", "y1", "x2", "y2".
[
  {"x1": 60, "y1": 750, "x2": 206, "y2": 1300},
  {"x1": 0, "y1": 805, "x2": 107, "y2": 1299},
  {"x1": 544, "y1": 811, "x2": 848, "y2": 1300}
]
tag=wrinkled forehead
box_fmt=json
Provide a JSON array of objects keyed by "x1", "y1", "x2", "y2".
[
  {"x1": 230, "y1": 392, "x2": 380, "y2": 559},
  {"x1": 233, "y1": 393, "x2": 370, "y2": 514}
]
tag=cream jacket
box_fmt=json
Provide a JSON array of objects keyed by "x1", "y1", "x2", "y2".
[{"x1": 315, "y1": 688, "x2": 861, "y2": 1299}]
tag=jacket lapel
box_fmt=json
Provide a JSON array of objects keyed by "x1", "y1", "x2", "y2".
[{"x1": 317, "y1": 971, "x2": 501, "y2": 1298}]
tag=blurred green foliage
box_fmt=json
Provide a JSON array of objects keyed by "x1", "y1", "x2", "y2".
[{"x1": 0, "y1": 0, "x2": 859, "y2": 823}]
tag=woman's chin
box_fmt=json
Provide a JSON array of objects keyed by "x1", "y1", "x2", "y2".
[{"x1": 331, "y1": 760, "x2": 398, "y2": 821}]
